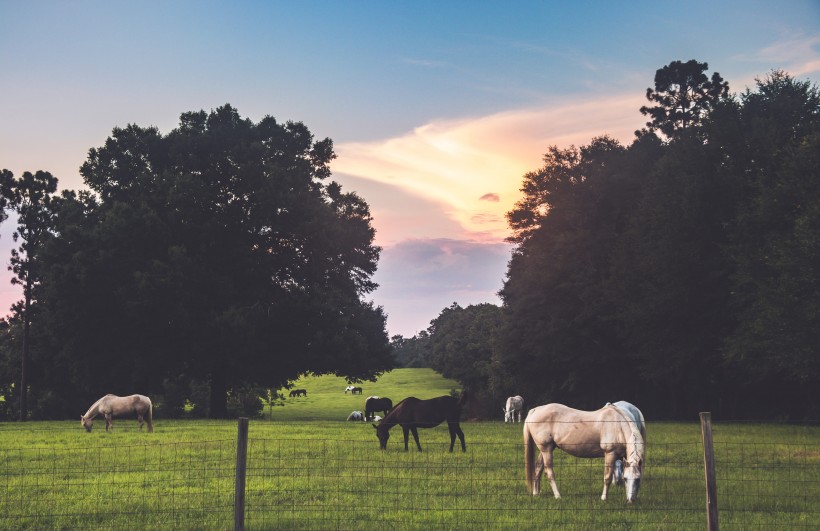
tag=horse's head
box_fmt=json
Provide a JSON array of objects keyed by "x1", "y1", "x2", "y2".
[
  {"x1": 81, "y1": 415, "x2": 93, "y2": 432},
  {"x1": 373, "y1": 423, "x2": 389, "y2": 450},
  {"x1": 503, "y1": 408, "x2": 510, "y2": 422},
  {"x1": 623, "y1": 434, "x2": 645, "y2": 503}
]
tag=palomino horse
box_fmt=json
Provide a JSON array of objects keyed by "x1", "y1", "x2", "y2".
[
  {"x1": 365, "y1": 396, "x2": 392, "y2": 421},
  {"x1": 81, "y1": 394, "x2": 153, "y2": 433},
  {"x1": 373, "y1": 394, "x2": 467, "y2": 452},
  {"x1": 524, "y1": 401, "x2": 645, "y2": 503},
  {"x1": 504, "y1": 395, "x2": 524, "y2": 422}
]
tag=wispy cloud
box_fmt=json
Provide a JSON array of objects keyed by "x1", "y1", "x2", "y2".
[
  {"x1": 335, "y1": 92, "x2": 646, "y2": 244},
  {"x1": 735, "y1": 33, "x2": 820, "y2": 78}
]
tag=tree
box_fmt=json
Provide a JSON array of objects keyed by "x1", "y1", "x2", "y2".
[
  {"x1": 722, "y1": 72, "x2": 820, "y2": 415},
  {"x1": 2, "y1": 170, "x2": 58, "y2": 420},
  {"x1": 500, "y1": 65, "x2": 820, "y2": 419},
  {"x1": 36, "y1": 105, "x2": 393, "y2": 417},
  {"x1": 640, "y1": 59, "x2": 729, "y2": 138}
]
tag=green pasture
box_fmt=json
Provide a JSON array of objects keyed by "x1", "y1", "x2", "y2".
[
  {"x1": 265, "y1": 368, "x2": 461, "y2": 421},
  {"x1": 0, "y1": 369, "x2": 818, "y2": 529}
]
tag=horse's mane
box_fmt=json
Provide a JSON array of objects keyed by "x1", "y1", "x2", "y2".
[
  {"x1": 84, "y1": 394, "x2": 112, "y2": 418},
  {"x1": 607, "y1": 404, "x2": 645, "y2": 465}
]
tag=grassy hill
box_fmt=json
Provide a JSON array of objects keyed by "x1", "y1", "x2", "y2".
[{"x1": 265, "y1": 368, "x2": 461, "y2": 421}]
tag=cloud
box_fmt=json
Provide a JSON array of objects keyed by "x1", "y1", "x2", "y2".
[
  {"x1": 370, "y1": 238, "x2": 513, "y2": 336},
  {"x1": 334, "y1": 93, "x2": 645, "y2": 244}
]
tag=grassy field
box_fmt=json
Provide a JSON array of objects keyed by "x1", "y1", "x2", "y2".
[
  {"x1": 263, "y1": 368, "x2": 462, "y2": 421},
  {"x1": 0, "y1": 369, "x2": 818, "y2": 530}
]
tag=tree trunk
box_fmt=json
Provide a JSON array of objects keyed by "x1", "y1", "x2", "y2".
[{"x1": 19, "y1": 278, "x2": 31, "y2": 422}]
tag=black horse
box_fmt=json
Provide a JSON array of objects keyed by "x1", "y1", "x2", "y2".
[
  {"x1": 373, "y1": 394, "x2": 467, "y2": 452},
  {"x1": 289, "y1": 389, "x2": 307, "y2": 397},
  {"x1": 365, "y1": 396, "x2": 393, "y2": 420}
]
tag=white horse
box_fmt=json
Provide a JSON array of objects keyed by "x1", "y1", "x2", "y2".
[
  {"x1": 81, "y1": 394, "x2": 153, "y2": 433},
  {"x1": 504, "y1": 395, "x2": 524, "y2": 422},
  {"x1": 347, "y1": 411, "x2": 365, "y2": 421},
  {"x1": 524, "y1": 401, "x2": 646, "y2": 503},
  {"x1": 345, "y1": 385, "x2": 356, "y2": 394}
]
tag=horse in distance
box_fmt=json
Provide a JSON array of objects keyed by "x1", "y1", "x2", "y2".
[
  {"x1": 289, "y1": 389, "x2": 307, "y2": 398},
  {"x1": 81, "y1": 394, "x2": 153, "y2": 433},
  {"x1": 365, "y1": 396, "x2": 392, "y2": 421},
  {"x1": 347, "y1": 411, "x2": 365, "y2": 421},
  {"x1": 373, "y1": 393, "x2": 467, "y2": 452},
  {"x1": 504, "y1": 395, "x2": 524, "y2": 422},
  {"x1": 523, "y1": 402, "x2": 646, "y2": 503}
]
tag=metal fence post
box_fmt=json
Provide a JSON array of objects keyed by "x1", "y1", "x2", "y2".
[
  {"x1": 235, "y1": 417, "x2": 249, "y2": 531},
  {"x1": 700, "y1": 412, "x2": 719, "y2": 531}
]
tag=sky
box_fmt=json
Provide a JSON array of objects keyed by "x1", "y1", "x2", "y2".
[{"x1": 1, "y1": 1, "x2": 819, "y2": 337}]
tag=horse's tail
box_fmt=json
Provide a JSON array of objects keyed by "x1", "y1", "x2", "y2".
[
  {"x1": 146, "y1": 397, "x2": 154, "y2": 433},
  {"x1": 524, "y1": 421, "x2": 536, "y2": 493}
]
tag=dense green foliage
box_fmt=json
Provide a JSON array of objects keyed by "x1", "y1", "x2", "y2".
[
  {"x1": 394, "y1": 66, "x2": 820, "y2": 420},
  {"x1": 0, "y1": 105, "x2": 393, "y2": 419}
]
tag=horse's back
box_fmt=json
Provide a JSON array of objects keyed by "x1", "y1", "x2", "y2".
[
  {"x1": 526, "y1": 403, "x2": 619, "y2": 457},
  {"x1": 389, "y1": 395, "x2": 461, "y2": 427}
]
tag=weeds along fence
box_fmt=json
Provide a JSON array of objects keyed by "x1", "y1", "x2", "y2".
[{"x1": 0, "y1": 417, "x2": 818, "y2": 530}]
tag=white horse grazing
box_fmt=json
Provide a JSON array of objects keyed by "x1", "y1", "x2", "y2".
[
  {"x1": 524, "y1": 402, "x2": 646, "y2": 503},
  {"x1": 504, "y1": 395, "x2": 524, "y2": 422},
  {"x1": 81, "y1": 394, "x2": 153, "y2": 433},
  {"x1": 347, "y1": 411, "x2": 365, "y2": 421}
]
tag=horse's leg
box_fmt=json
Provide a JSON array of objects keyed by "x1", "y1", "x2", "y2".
[
  {"x1": 452, "y1": 423, "x2": 466, "y2": 452},
  {"x1": 402, "y1": 426, "x2": 410, "y2": 451},
  {"x1": 137, "y1": 414, "x2": 144, "y2": 431},
  {"x1": 533, "y1": 452, "x2": 544, "y2": 495},
  {"x1": 105, "y1": 413, "x2": 113, "y2": 432},
  {"x1": 544, "y1": 448, "x2": 561, "y2": 499},
  {"x1": 410, "y1": 427, "x2": 422, "y2": 452},
  {"x1": 601, "y1": 452, "x2": 617, "y2": 500}
]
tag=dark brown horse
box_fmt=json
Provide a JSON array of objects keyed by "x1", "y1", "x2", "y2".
[
  {"x1": 365, "y1": 396, "x2": 392, "y2": 420},
  {"x1": 373, "y1": 394, "x2": 467, "y2": 452}
]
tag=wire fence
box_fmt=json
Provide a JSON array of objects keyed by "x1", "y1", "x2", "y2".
[{"x1": 0, "y1": 420, "x2": 818, "y2": 529}]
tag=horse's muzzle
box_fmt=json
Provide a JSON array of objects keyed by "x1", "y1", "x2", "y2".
[{"x1": 625, "y1": 478, "x2": 641, "y2": 503}]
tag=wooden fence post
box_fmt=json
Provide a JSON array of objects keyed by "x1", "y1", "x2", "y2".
[
  {"x1": 234, "y1": 417, "x2": 249, "y2": 531},
  {"x1": 700, "y1": 412, "x2": 719, "y2": 531}
]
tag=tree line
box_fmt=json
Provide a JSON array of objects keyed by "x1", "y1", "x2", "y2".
[
  {"x1": 0, "y1": 105, "x2": 394, "y2": 420},
  {"x1": 393, "y1": 62, "x2": 820, "y2": 420}
]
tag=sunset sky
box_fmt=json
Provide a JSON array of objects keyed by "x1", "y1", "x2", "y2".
[{"x1": 1, "y1": 1, "x2": 819, "y2": 336}]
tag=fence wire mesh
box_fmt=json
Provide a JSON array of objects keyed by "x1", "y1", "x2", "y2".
[
  {"x1": 0, "y1": 437, "x2": 236, "y2": 529},
  {"x1": 0, "y1": 421, "x2": 817, "y2": 529}
]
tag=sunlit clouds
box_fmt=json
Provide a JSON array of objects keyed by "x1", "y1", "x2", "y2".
[
  {"x1": 333, "y1": 93, "x2": 648, "y2": 335},
  {"x1": 334, "y1": 93, "x2": 645, "y2": 245}
]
